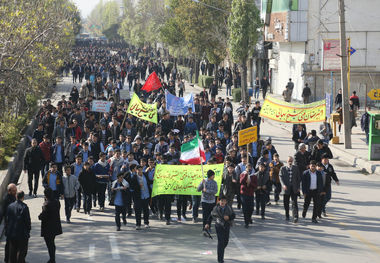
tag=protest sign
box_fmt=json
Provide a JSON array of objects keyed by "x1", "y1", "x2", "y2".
[
  {"x1": 92, "y1": 100, "x2": 111, "y2": 113},
  {"x1": 127, "y1": 93, "x2": 158, "y2": 124},
  {"x1": 119, "y1": 89, "x2": 130, "y2": 100},
  {"x1": 259, "y1": 96, "x2": 326, "y2": 123},
  {"x1": 151, "y1": 164, "x2": 223, "y2": 197},
  {"x1": 238, "y1": 126, "x2": 258, "y2": 146}
]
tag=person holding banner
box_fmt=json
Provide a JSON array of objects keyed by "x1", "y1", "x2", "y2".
[{"x1": 197, "y1": 170, "x2": 218, "y2": 236}]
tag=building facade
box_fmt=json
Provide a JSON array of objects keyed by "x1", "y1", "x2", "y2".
[{"x1": 262, "y1": 0, "x2": 380, "y2": 107}]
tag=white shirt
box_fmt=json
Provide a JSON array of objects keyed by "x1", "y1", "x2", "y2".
[{"x1": 310, "y1": 171, "x2": 317, "y2": 190}]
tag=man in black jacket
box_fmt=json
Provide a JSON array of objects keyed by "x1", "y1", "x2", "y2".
[
  {"x1": 24, "y1": 138, "x2": 45, "y2": 197},
  {"x1": 294, "y1": 143, "x2": 310, "y2": 177},
  {"x1": 280, "y1": 156, "x2": 301, "y2": 222},
  {"x1": 2, "y1": 183, "x2": 17, "y2": 263},
  {"x1": 302, "y1": 161, "x2": 324, "y2": 223},
  {"x1": 292, "y1": 124, "x2": 307, "y2": 151},
  {"x1": 5, "y1": 191, "x2": 31, "y2": 263},
  {"x1": 321, "y1": 154, "x2": 340, "y2": 217},
  {"x1": 311, "y1": 139, "x2": 333, "y2": 163},
  {"x1": 129, "y1": 165, "x2": 152, "y2": 230}
]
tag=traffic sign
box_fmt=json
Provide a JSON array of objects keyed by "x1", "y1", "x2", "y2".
[
  {"x1": 349, "y1": 47, "x2": 356, "y2": 56},
  {"x1": 368, "y1": 89, "x2": 380, "y2": 100}
]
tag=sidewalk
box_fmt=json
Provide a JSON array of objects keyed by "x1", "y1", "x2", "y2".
[{"x1": 184, "y1": 81, "x2": 378, "y2": 174}]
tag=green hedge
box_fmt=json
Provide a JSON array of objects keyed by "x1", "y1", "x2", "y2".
[
  {"x1": 198, "y1": 75, "x2": 214, "y2": 88},
  {"x1": 232, "y1": 88, "x2": 241, "y2": 102},
  {"x1": 0, "y1": 94, "x2": 39, "y2": 169}
]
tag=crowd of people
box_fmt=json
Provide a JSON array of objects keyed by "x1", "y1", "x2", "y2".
[{"x1": 3, "y1": 41, "x2": 342, "y2": 263}]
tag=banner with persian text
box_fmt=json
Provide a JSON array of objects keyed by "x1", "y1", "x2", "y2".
[
  {"x1": 259, "y1": 96, "x2": 326, "y2": 123},
  {"x1": 126, "y1": 93, "x2": 158, "y2": 124},
  {"x1": 151, "y1": 164, "x2": 223, "y2": 197}
]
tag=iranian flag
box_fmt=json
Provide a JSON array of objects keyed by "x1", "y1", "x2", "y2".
[{"x1": 179, "y1": 131, "x2": 206, "y2": 165}]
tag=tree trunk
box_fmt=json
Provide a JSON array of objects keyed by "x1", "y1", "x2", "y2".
[
  {"x1": 214, "y1": 64, "x2": 218, "y2": 81},
  {"x1": 195, "y1": 59, "x2": 200, "y2": 84},
  {"x1": 240, "y1": 59, "x2": 248, "y2": 103}
]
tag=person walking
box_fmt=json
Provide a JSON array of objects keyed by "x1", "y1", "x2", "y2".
[
  {"x1": 255, "y1": 163, "x2": 270, "y2": 219},
  {"x1": 254, "y1": 77, "x2": 260, "y2": 99},
  {"x1": 280, "y1": 156, "x2": 301, "y2": 222},
  {"x1": 205, "y1": 196, "x2": 235, "y2": 263},
  {"x1": 221, "y1": 164, "x2": 238, "y2": 207},
  {"x1": 334, "y1": 88, "x2": 342, "y2": 108},
  {"x1": 93, "y1": 152, "x2": 110, "y2": 212},
  {"x1": 209, "y1": 80, "x2": 219, "y2": 101},
  {"x1": 302, "y1": 161, "x2": 324, "y2": 223},
  {"x1": 302, "y1": 83, "x2": 311, "y2": 104},
  {"x1": 5, "y1": 191, "x2": 31, "y2": 263},
  {"x1": 62, "y1": 165, "x2": 80, "y2": 223},
  {"x1": 78, "y1": 161, "x2": 97, "y2": 215},
  {"x1": 239, "y1": 163, "x2": 257, "y2": 228},
  {"x1": 23, "y1": 138, "x2": 45, "y2": 197},
  {"x1": 39, "y1": 188, "x2": 63, "y2": 263},
  {"x1": 292, "y1": 124, "x2": 307, "y2": 151},
  {"x1": 197, "y1": 170, "x2": 218, "y2": 236},
  {"x1": 110, "y1": 173, "x2": 129, "y2": 231},
  {"x1": 2, "y1": 184, "x2": 17, "y2": 263},
  {"x1": 361, "y1": 107, "x2": 370, "y2": 145},
  {"x1": 42, "y1": 162, "x2": 64, "y2": 201},
  {"x1": 321, "y1": 155, "x2": 340, "y2": 217},
  {"x1": 130, "y1": 165, "x2": 152, "y2": 230},
  {"x1": 261, "y1": 76, "x2": 270, "y2": 99},
  {"x1": 269, "y1": 153, "x2": 284, "y2": 205}
]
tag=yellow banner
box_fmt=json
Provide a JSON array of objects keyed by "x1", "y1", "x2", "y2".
[
  {"x1": 127, "y1": 93, "x2": 158, "y2": 124},
  {"x1": 151, "y1": 164, "x2": 223, "y2": 197},
  {"x1": 238, "y1": 126, "x2": 257, "y2": 146},
  {"x1": 259, "y1": 96, "x2": 326, "y2": 123}
]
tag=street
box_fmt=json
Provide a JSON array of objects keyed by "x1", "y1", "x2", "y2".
[{"x1": 1, "y1": 78, "x2": 380, "y2": 263}]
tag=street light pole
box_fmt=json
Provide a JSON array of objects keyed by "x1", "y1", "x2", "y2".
[{"x1": 338, "y1": 0, "x2": 352, "y2": 149}]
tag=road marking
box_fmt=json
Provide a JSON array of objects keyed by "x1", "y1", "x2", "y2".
[
  {"x1": 89, "y1": 244, "x2": 95, "y2": 260},
  {"x1": 230, "y1": 230, "x2": 251, "y2": 260},
  {"x1": 108, "y1": 235, "x2": 121, "y2": 260},
  {"x1": 331, "y1": 214, "x2": 380, "y2": 256}
]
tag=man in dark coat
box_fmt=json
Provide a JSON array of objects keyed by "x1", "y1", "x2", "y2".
[
  {"x1": 2, "y1": 183, "x2": 17, "y2": 263},
  {"x1": 294, "y1": 143, "x2": 310, "y2": 177},
  {"x1": 311, "y1": 139, "x2": 333, "y2": 163},
  {"x1": 24, "y1": 138, "x2": 45, "y2": 197},
  {"x1": 280, "y1": 156, "x2": 301, "y2": 222},
  {"x1": 292, "y1": 124, "x2": 307, "y2": 151},
  {"x1": 39, "y1": 188, "x2": 63, "y2": 263},
  {"x1": 5, "y1": 191, "x2": 31, "y2": 263},
  {"x1": 209, "y1": 80, "x2": 218, "y2": 100},
  {"x1": 302, "y1": 83, "x2": 312, "y2": 104},
  {"x1": 360, "y1": 107, "x2": 370, "y2": 145},
  {"x1": 302, "y1": 161, "x2": 324, "y2": 223}
]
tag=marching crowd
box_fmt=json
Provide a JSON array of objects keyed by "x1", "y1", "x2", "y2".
[{"x1": 3, "y1": 41, "x2": 341, "y2": 263}]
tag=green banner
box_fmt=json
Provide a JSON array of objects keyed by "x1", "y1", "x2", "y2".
[
  {"x1": 151, "y1": 164, "x2": 224, "y2": 197},
  {"x1": 127, "y1": 93, "x2": 158, "y2": 124}
]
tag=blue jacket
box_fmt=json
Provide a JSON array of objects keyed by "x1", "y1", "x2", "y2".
[
  {"x1": 184, "y1": 122, "x2": 197, "y2": 135},
  {"x1": 93, "y1": 162, "x2": 110, "y2": 183}
]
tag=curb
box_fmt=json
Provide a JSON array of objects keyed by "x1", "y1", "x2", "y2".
[{"x1": 329, "y1": 144, "x2": 380, "y2": 174}]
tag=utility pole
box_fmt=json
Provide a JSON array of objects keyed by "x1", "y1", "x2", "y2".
[{"x1": 338, "y1": 0, "x2": 352, "y2": 149}]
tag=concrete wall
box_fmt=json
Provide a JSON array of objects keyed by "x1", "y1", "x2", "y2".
[{"x1": 271, "y1": 41, "x2": 306, "y2": 101}]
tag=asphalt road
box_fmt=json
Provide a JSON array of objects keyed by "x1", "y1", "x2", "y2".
[{"x1": 1, "y1": 78, "x2": 380, "y2": 263}]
